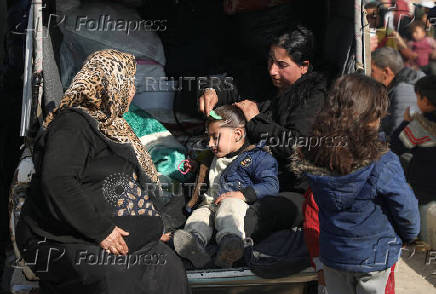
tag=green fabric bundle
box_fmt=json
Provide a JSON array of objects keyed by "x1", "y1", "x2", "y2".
[{"x1": 124, "y1": 104, "x2": 193, "y2": 183}]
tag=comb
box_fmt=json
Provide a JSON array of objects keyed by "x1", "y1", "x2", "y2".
[{"x1": 209, "y1": 110, "x2": 222, "y2": 120}]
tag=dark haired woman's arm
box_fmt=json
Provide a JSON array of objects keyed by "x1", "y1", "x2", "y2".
[
  {"x1": 40, "y1": 127, "x2": 115, "y2": 243},
  {"x1": 246, "y1": 89, "x2": 325, "y2": 160}
]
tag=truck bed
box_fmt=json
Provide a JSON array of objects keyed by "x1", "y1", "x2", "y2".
[{"x1": 11, "y1": 266, "x2": 317, "y2": 294}]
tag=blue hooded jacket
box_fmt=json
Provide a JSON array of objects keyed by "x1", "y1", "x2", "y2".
[
  {"x1": 218, "y1": 143, "x2": 279, "y2": 203},
  {"x1": 306, "y1": 151, "x2": 420, "y2": 273}
]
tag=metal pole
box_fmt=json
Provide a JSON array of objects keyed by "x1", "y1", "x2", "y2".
[
  {"x1": 19, "y1": 3, "x2": 34, "y2": 137},
  {"x1": 355, "y1": 0, "x2": 365, "y2": 72},
  {"x1": 33, "y1": 0, "x2": 44, "y2": 124}
]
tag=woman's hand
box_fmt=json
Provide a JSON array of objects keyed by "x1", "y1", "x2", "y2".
[
  {"x1": 199, "y1": 88, "x2": 218, "y2": 115},
  {"x1": 215, "y1": 191, "x2": 245, "y2": 205},
  {"x1": 234, "y1": 100, "x2": 260, "y2": 121},
  {"x1": 100, "y1": 226, "x2": 130, "y2": 255},
  {"x1": 160, "y1": 232, "x2": 172, "y2": 243}
]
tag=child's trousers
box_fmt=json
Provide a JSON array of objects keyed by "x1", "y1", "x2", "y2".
[
  {"x1": 184, "y1": 197, "x2": 249, "y2": 245},
  {"x1": 324, "y1": 265, "x2": 391, "y2": 294}
]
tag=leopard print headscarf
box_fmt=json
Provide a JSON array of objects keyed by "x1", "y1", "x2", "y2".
[{"x1": 44, "y1": 49, "x2": 160, "y2": 184}]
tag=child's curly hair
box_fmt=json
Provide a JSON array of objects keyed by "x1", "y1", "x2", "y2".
[{"x1": 303, "y1": 73, "x2": 389, "y2": 175}]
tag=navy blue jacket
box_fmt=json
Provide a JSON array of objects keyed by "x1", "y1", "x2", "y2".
[
  {"x1": 218, "y1": 143, "x2": 279, "y2": 203},
  {"x1": 306, "y1": 151, "x2": 420, "y2": 273}
]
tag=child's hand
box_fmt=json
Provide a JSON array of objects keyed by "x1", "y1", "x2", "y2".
[
  {"x1": 160, "y1": 232, "x2": 172, "y2": 243},
  {"x1": 392, "y1": 31, "x2": 407, "y2": 49},
  {"x1": 404, "y1": 106, "x2": 412, "y2": 122},
  {"x1": 215, "y1": 191, "x2": 245, "y2": 205}
]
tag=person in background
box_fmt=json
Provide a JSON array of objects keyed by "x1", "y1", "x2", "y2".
[
  {"x1": 365, "y1": 2, "x2": 383, "y2": 29},
  {"x1": 414, "y1": 1, "x2": 436, "y2": 26},
  {"x1": 365, "y1": 1, "x2": 382, "y2": 52},
  {"x1": 379, "y1": 0, "x2": 396, "y2": 31},
  {"x1": 390, "y1": 76, "x2": 436, "y2": 248},
  {"x1": 407, "y1": 21, "x2": 436, "y2": 75},
  {"x1": 377, "y1": 0, "x2": 410, "y2": 32},
  {"x1": 428, "y1": 4, "x2": 436, "y2": 38},
  {"x1": 365, "y1": 1, "x2": 395, "y2": 50},
  {"x1": 391, "y1": 0, "x2": 411, "y2": 31},
  {"x1": 293, "y1": 73, "x2": 420, "y2": 294},
  {"x1": 370, "y1": 0, "x2": 411, "y2": 51},
  {"x1": 172, "y1": 105, "x2": 279, "y2": 268},
  {"x1": 371, "y1": 47, "x2": 424, "y2": 138}
]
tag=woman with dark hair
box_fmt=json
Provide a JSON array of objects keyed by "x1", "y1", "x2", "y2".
[
  {"x1": 15, "y1": 49, "x2": 189, "y2": 294},
  {"x1": 198, "y1": 25, "x2": 327, "y2": 241},
  {"x1": 293, "y1": 73, "x2": 419, "y2": 294}
]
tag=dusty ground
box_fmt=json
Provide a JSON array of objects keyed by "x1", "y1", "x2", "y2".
[{"x1": 396, "y1": 250, "x2": 436, "y2": 293}]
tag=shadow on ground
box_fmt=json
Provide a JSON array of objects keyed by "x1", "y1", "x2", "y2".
[{"x1": 400, "y1": 250, "x2": 436, "y2": 288}]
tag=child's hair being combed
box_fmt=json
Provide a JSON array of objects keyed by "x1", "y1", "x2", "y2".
[
  {"x1": 206, "y1": 105, "x2": 247, "y2": 129},
  {"x1": 415, "y1": 76, "x2": 436, "y2": 107},
  {"x1": 303, "y1": 73, "x2": 389, "y2": 175}
]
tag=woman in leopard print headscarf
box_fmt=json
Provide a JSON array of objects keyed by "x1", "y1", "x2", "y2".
[
  {"x1": 44, "y1": 49, "x2": 160, "y2": 183},
  {"x1": 16, "y1": 49, "x2": 189, "y2": 294}
]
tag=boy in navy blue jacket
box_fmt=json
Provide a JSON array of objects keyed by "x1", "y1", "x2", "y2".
[{"x1": 173, "y1": 105, "x2": 279, "y2": 269}]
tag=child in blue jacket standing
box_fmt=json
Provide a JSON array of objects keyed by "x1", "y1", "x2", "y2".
[
  {"x1": 292, "y1": 74, "x2": 420, "y2": 294},
  {"x1": 173, "y1": 105, "x2": 279, "y2": 268}
]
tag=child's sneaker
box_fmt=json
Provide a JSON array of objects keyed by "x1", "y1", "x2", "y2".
[
  {"x1": 173, "y1": 229, "x2": 211, "y2": 268},
  {"x1": 214, "y1": 234, "x2": 244, "y2": 268}
]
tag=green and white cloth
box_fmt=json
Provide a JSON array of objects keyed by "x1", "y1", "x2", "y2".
[{"x1": 124, "y1": 103, "x2": 192, "y2": 183}]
